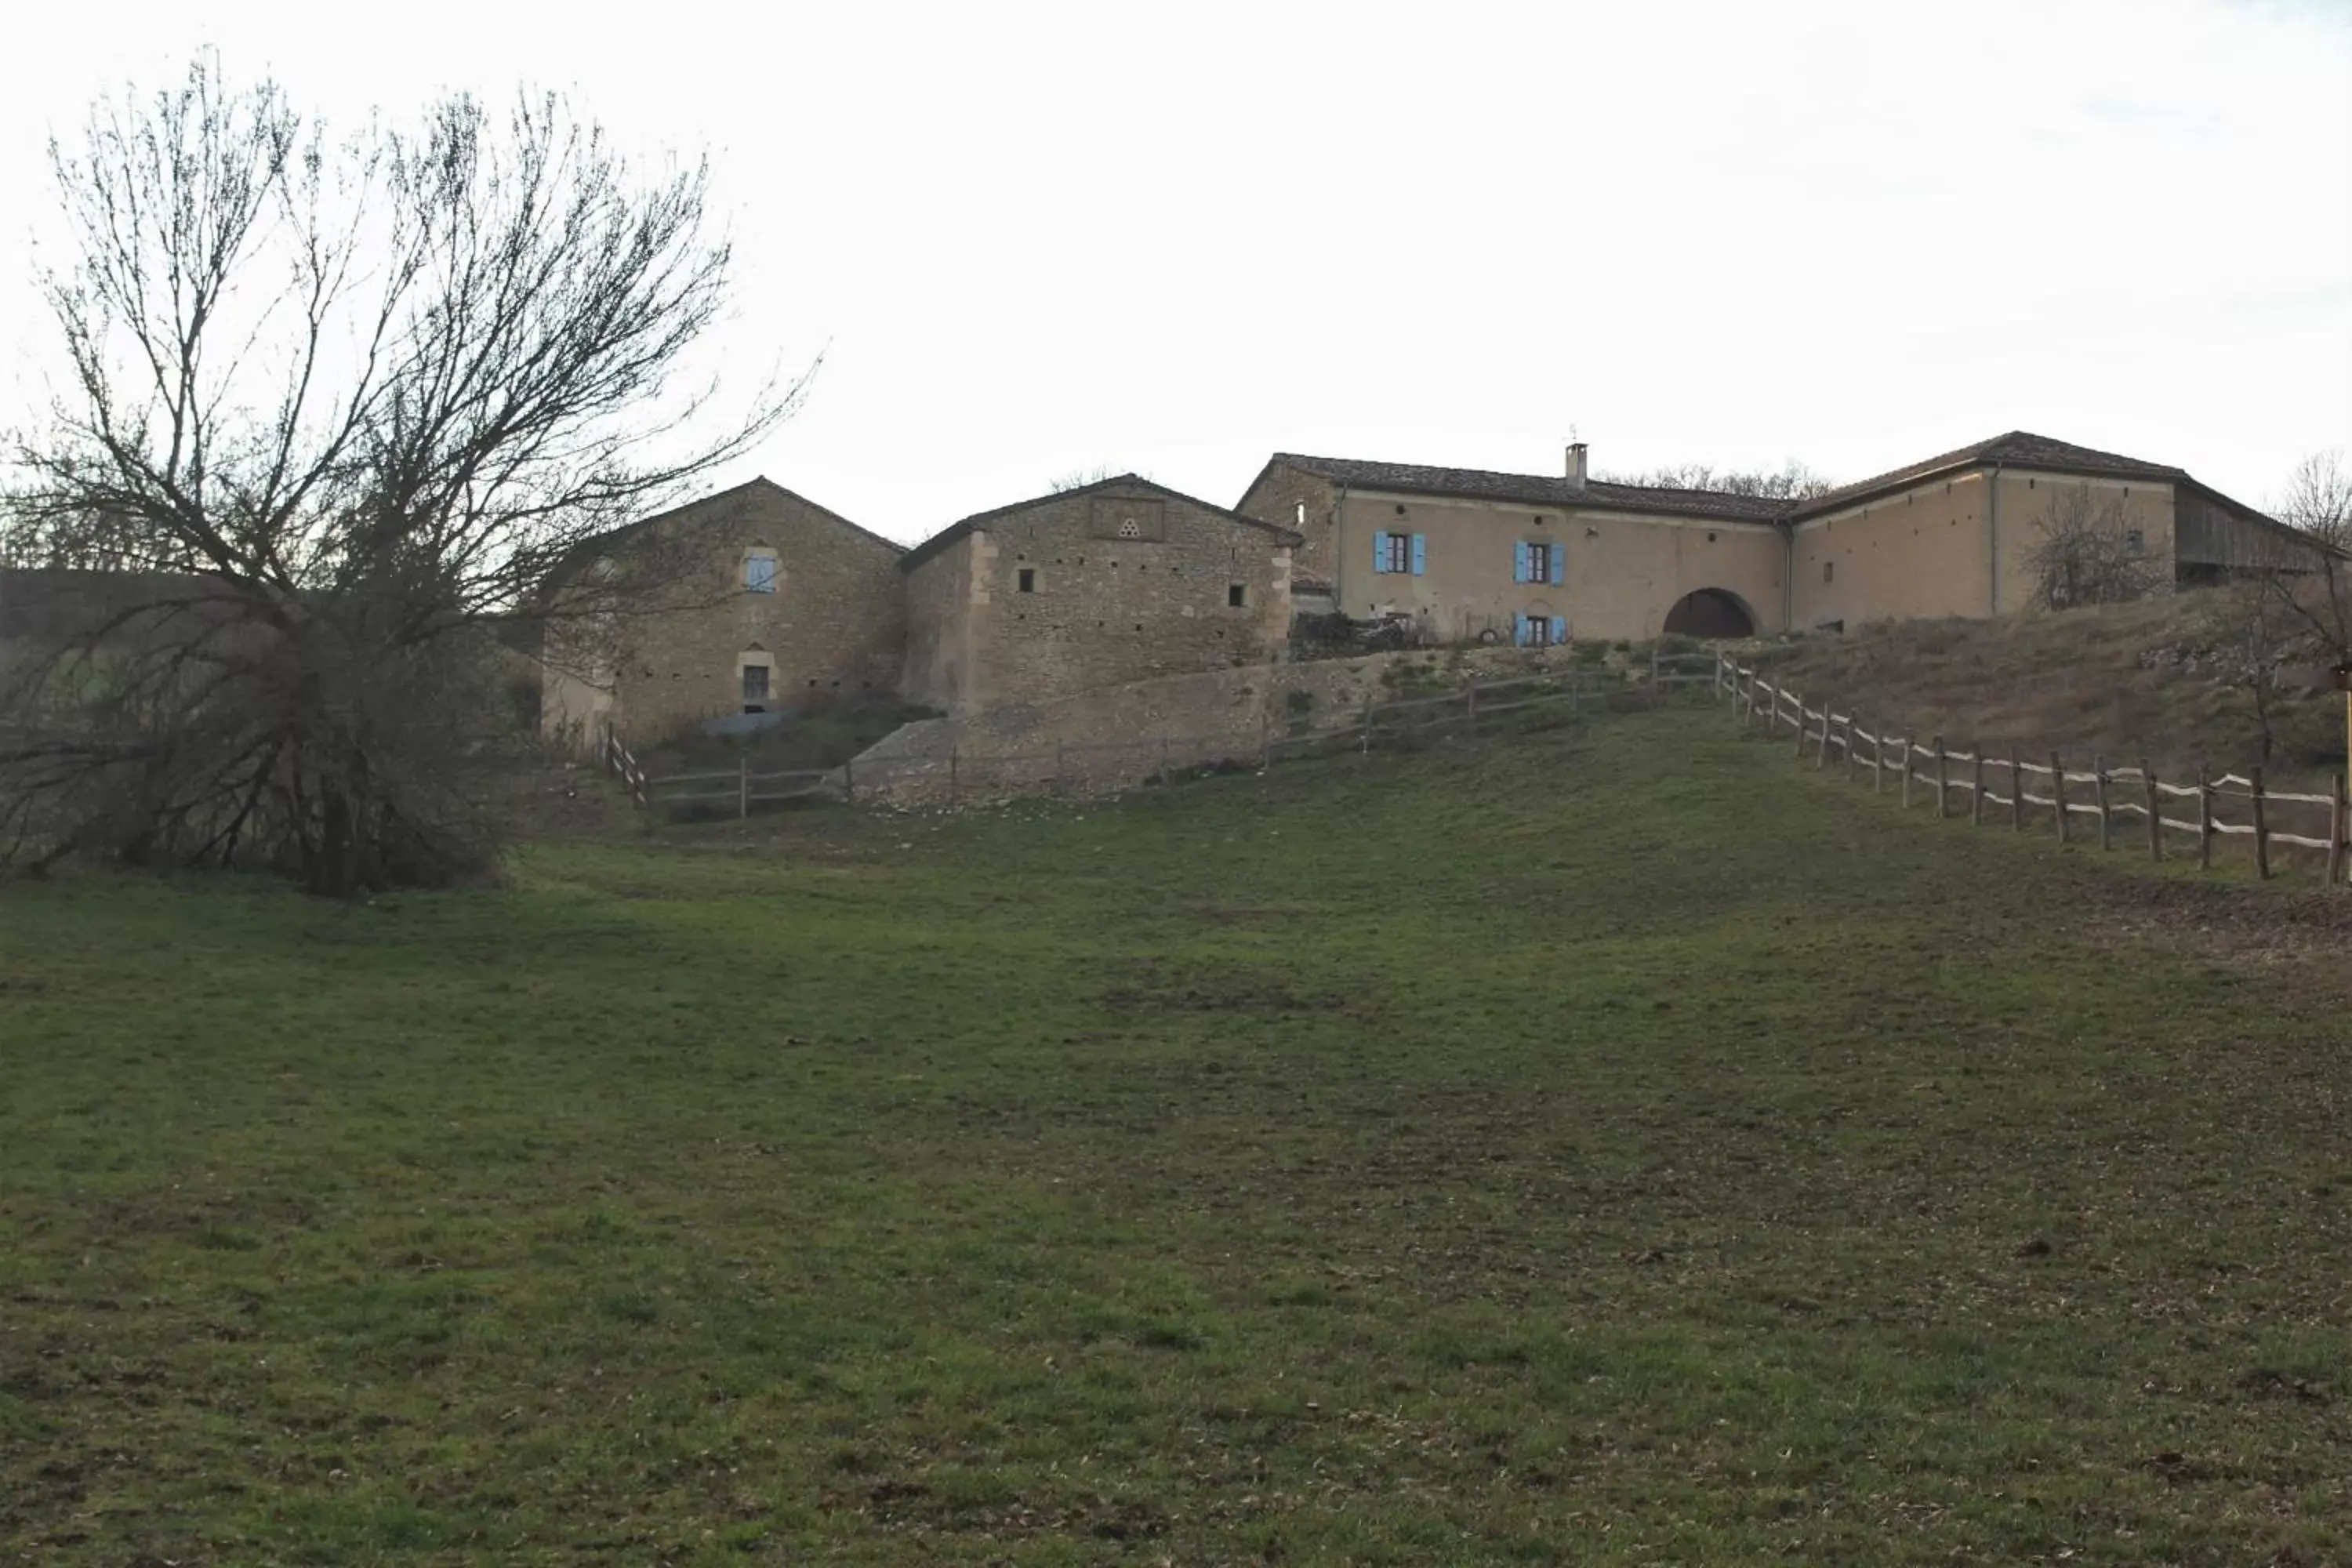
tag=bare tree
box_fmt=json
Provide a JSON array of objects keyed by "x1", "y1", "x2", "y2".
[
  {"x1": 1048, "y1": 465, "x2": 1149, "y2": 493},
  {"x1": 2263, "y1": 448, "x2": 2352, "y2": 666},
  {"x1": 2184, "y1": 450, "x2": 2349, "y2": 763},
  {"x1": 1598, "y1": 459, "x2": 1836, "y2": 501},
  {"x1": 2027, "y1": 485, "x2": 2166, "y2": 611},
  {"x1": 2, "y1": 56, "x2": 799, "y2": 892}
]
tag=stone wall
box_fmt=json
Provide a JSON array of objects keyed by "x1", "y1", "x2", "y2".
[
  {"x1": 851, "y1": 642, "x2": 1587, "y2": 804},
  {"x1": 898, "y1": 481, "x2": 1297, "y2": 717},
  {"x1": 1236, "y1": 463, "x2": 1340, "y2": 585},
  {"x1": 543, "y1": 478, "x2": 906, "y2": 749}
]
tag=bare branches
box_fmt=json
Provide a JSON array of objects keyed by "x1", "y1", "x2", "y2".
[
  {"x1": 1596, "y1": 459, "x2": 1836, "y2": 502},
  {"x1": 2, "y1": 54, "x2": 797, "y2": 893},
  {"x1": 2027, "y1": 486, "x2": 2165, "y2": 612}
]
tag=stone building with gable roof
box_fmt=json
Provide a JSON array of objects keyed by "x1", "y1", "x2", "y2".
[
  {"x1": 898, "y1": 475, "x2": 1301, "y2": 715},
  {"x1": 539, "y1": 476, "x2": 906, "y2": 746}
]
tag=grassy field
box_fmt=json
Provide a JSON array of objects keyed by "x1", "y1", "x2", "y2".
[{"x1": 3, "y1": 710, "x2": 2347, "y2": 1565}]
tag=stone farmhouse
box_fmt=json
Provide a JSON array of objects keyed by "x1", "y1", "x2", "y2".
[
  {"x1": 543, "y1": 474, "x2": 1298, "y2": 742},
  {"x1": 900, "y1": 477, "x2": 1298, "y2": 714},
  {"x1": 539, "y1": 477, "x2": 906, "y2": 746},
  {"x1": 541, "y1": 430, "x2": 2299, "y2": 747},
  {"x1": 1237, "y1": 431, "x2": 2291, "y2": 647}
]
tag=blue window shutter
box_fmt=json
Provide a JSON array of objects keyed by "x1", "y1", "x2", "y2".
[
  {"x1": 1373, "y1": 530, "x2": 1389, "y2": 574},
  {"x1": 1551, "y1": 615, "x2": 1567, "y2": 644},
  {"x1": 1512, "y1": 543, "x2": 1527, "y2": 583},
  {"x1": 1549, "y1": 543, "x2": 1565, "y2": 585},
  {"x1": 1412, "y1": 534, "x2": 1428, "y2": 575},
  {"x1": 1512, "y1": 613, "x2": 1526, "y2": 646}
]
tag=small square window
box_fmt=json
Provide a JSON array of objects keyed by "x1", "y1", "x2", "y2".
[
  {"x1": 2124, "y1": 528, "x2": 2145, "y2": 554},
  {"x1": 742, "y1": 664, "x2": 770, "y2": 702},
  {"x1": 1228, "y1": 583, "x2": 1247, "y2": 608},
  {"x1": 1376, "y1": 533, "x2": 1413, "y2": 574},
  {"x1": 1018, "y1": 567, "x2": 1037, "y2": 593},
  {"x1": 744, "y1": 554, "x2": 778, "y2": 593}
]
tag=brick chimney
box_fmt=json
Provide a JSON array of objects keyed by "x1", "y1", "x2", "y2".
[{"x1": 1566, "y1": 441, "x2": 1588, "y2": 492}]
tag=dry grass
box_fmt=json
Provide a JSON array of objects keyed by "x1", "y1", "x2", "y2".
[{"x1": 1743, "y1": 590, "x2": 2345, "y2": 790}]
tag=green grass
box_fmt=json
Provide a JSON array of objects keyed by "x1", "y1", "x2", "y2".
[{"x1": 4, "y1": 712, "x2": 2347, "y2": 1564}]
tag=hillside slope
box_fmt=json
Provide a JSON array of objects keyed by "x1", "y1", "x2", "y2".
[{"x1": 1738, "y1": 587, "x2": 2344, "y2": 786}]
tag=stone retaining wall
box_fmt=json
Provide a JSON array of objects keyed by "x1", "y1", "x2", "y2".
[{"x1": 848, "y1": 644, "x2": 1587, "y2": 804}]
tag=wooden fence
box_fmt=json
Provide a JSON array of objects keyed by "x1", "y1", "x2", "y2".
[
  {"x1": 1713, "y1": 652, "x2": 2351, "y2": 886},
  {"x1": 597, "y1": 648, "x2": 1722, "y2": 817}
]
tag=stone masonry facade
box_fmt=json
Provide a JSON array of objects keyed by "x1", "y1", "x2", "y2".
[
  {"x1": 543, "y1": 433, "x2": 2308, "y2": 751},
  {"x1": 541, "y1": 478, "x2": 905, "y2": 746},
  {"x1": 898, "y1": 478, "x2": 1298, "y2": 715}
]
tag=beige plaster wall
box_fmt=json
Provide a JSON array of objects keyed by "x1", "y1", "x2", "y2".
[
  {"x1": 1789, "y1": 470, "x2": 2176, "y2": 628},
  {"x1": 1328, "y1": 489, "x2": 1786, "y2": 642}
]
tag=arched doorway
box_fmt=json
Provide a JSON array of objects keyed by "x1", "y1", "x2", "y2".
[{"x1": 1662, "y1": 588, "x2": 1757, "y2": 639}]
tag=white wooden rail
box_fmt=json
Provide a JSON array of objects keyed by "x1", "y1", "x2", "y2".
[{"x1": 1711, "y1": 652, "x2": 2350, "y2": 885}]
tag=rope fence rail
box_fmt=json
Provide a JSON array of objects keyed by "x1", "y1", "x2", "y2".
[{"x1": 1715, "y1": 652, "x2": 2350, "y2": 887}]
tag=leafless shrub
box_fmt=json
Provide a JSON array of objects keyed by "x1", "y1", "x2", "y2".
[
  {"x1": 2028, "y1": 487, "x2": 2166, "y2": 611},
  {"x1": 2, "y1": 54, "x2": 802, "y2": 892},
  {"x1": 1599, "y1": 460, "x2": 1836, "y2": 501}
]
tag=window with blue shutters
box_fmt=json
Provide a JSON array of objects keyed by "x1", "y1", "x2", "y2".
[
  {"x1": 1546, "y1": 543, "x2": 1564, "y2": 585},
  {"x1": 1373, "y1": 532, "x2": 1428, "y2": 575},
  {"x1": 1516, "y1": 541, "x2": 1563, "y2": 585},
  {"x1": 1513, "y1": 542, "x2": 1529, "y2": 583}
]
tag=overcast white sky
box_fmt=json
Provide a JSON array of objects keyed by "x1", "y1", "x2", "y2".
[{"x1": 3, "y1": 0, "x2": 2347, "y2": 544}]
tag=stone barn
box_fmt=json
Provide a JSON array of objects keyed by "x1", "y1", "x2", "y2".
[
  {"x1": 540, "y1": 477, "x2": 906, "y2": 746},
  {"x1": 899, "y1": 476, "x2": 1301, "y2": 715}
]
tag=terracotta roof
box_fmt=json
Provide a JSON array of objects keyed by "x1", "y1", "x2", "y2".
[
  {"x1": 1264, "y1": 454, "x2": 1795, "y2": 522},
  {"x1": 900, "y1": 474, "x2": 1304, "y2": 573},
  {"x1": 1788, "y1": 431, "x2": 2191, "y2": 519}
]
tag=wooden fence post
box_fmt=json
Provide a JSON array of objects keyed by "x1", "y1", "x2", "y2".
[
  {"x1": 1900, "y1": 733, "x2": 1915, "y2": 808},
  {"x1": 1972, "y1": 746, "x2": 1986, "y2": 826},
  {"x1": 2330, "y1": 773, "x2": 2348, "y2": 887},
  {"x1": 1740, "y1": 671, "x2": 1754, "y2": 729},
  {"x1": 2006, "y1": 748, "x2": 2022, "y2": 831},
  {"x1": 1796, "y1": 698, "x2": 1810, "y2": 760},
  {"x1": 1846, "y1": 715, "x2": 1860, "y2": 782},
  {"x1": 2051, "y1": 750, "x2": 2067, "y2": 844},
  {"x1": 1934, "y1": 735, "x2": 1948, "y2": 818},
  {"x1": 1817, "y1": 707, "x2": 1833, "y2": 769},
  {"x1": 2251, "y1": 766, "x2": 2269, "y2": 880},
  {"x1": 2197, "y1": 760, "x2": 2213, "y2": 869},
  {"x1": 738, "y1": 757, "x2": 750, "y2": 819},
  {"x1": 2093, "y1": 755, "x2": 2110, "y2": 851},
  {"x1": 1870, "y1": 717, "x2": 1884, "y2": 792},
  {"x1": 2143, "y1": 759, "x2": 2161, "y2": 862}
]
